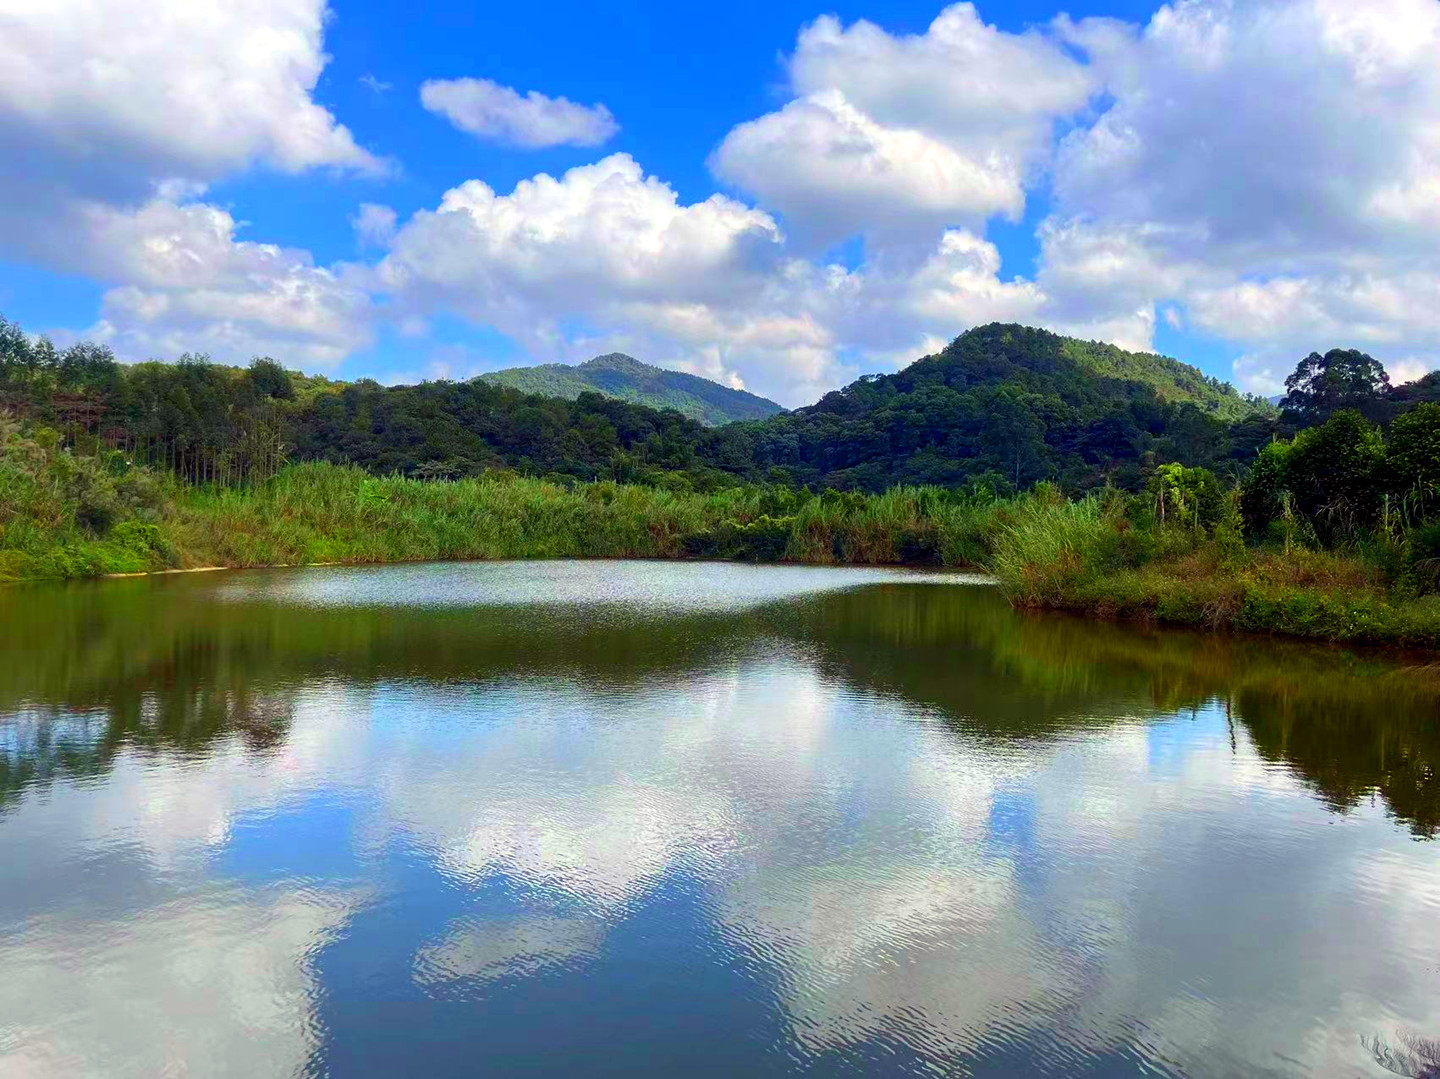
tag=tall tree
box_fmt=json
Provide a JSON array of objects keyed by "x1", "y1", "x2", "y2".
[{"x1": 1281, "y1": 348, "x2": 1390, "y2": 424}]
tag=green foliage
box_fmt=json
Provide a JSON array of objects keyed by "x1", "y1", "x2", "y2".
[
  {"x1": 1240, "y1": 440, "x2": 1290, "y2": 538},
  {"x1": 1387, "y1": 402, "x2": 1440, "y2": 516},
  {"x1": 246, "y1": 357, "x2": 295, "y2": 401},
  {"x1": 1283, "y1": 410, "x2": 1386, "y2": 543},
  {"x1": 1147, "y1": 463, "x2": 1224, "y2": 532},
  {"x1": 159, "y1": 465, "x2": 1015, "y2": 572},
  {"x1": 988, "y1": 491, "x2": 1440, "y2": 648},
  {"x1": 744, "y1": 323, "x2": 1274, "y2": 492},
  {"x1": 0, "y1": 312, "x2": 1286, "y2": 497},
  {"x1": 0, "y1": 414, "x2": 173, "y2": 581},
  {"x1": 477, "y1": 352, "x2": 784, "y2": 426},
  {"x1": 1239, "y1": 411, "x2": 1400, "y2": 546},
  {"x1": 1281, "y1": 347, "x2": 1390, "y2": 424}
]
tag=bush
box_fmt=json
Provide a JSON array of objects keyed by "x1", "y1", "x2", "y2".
[
  {"x1": 1241, "y1": 440, "x2": 1290, "y2": 538},
  {"x1": 1285, "y1": 410, "x2": 1385, "y2": 543},
  {"x1": 1388, "y1": 402, "x2": 1440, "y2": 514}
]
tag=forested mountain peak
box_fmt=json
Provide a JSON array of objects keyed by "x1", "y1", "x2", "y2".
[
  {"x1": 750, "y1": 323, "x2": 1276, "y2": 491},
  {"x1": 579, "y1": 353, "x2": 649, "y2": 373},
  {"x1": 832, "y1": 323, "x2": 1265, "y2": 423},
  {"x1": 476, "y1": 352, "x2": 784, "y2": 426}
]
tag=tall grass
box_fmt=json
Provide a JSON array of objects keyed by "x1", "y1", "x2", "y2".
[
  {"x1": 170, "y1": 463, "x2": 1009, "y2": 570},
  {"x1": 987, "y1": 492, "x2": 1440, "y2": 648},
  {"x1": 171, "y1": 464, "x2": 720, "y2": 566},
  {"x1": 1, "y1": 426, "x2": 1002, "y2": 581},
  {"x1": 0, "y1": 416, "x2": 175, "y2": 580}
]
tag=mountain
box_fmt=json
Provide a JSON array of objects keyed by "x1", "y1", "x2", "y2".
[
  {"x1": 735, "y1": 324, "x2": 1276, "y2": 491},
  {"x1": 477, "y1": 353, "x2": 784, "y2": 426}
]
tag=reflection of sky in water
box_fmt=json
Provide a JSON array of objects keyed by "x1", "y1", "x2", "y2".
[
  {"x1": 1, "y1": 564, "x2": 1438, "y2": 1077},
  {"x1": 211, "y1": 559, "x2": 989, "y2": 613}
]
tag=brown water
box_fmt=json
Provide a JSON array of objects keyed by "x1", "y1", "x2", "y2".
[{"x1": 1, "y1": 560, "x2": 1437, "y2": 1077}]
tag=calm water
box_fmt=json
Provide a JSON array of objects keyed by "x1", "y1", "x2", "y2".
[{"x1": 2, "y1": 561, "x2": 1438, "y2": 1078}]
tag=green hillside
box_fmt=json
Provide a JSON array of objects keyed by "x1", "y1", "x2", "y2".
[
  {"x1": 737, "y1": 324, "x2": 1276, "y2": 491},
  {"x1": 477, "y1": 352, "x2": 784, "y2": 426},
  {"x1": 1053, "y1": 335, "x2": 1264, "y2": 423}
]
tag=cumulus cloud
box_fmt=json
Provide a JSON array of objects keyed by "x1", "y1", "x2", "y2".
[
  {"x1": 0, "y1": 0, "x2": 382, "y2": 203},
  {"x1": 370, "y1": 154, "x2": 1049, "y2": 403},
  {"x1": 373, "y1": 153, "x2": 815, "y2": 395},
  {"x1": 420, "y1": 78, "x2": 619, "y2": 148},
  {"x1": 398, "y1": 0, "x2": 1440, "y2": 396},
  {"x1": 0, "y1": 0, "x2": 383, "y2": 368},
  {"x1": 7, "y1": 0, "x2": 1439, "y2": 403},
  {"x1": 1043, "y1": 0, "x2": 1440, "y2": 388},
  {"x1": 712, "y1": 91, "x2": 1023, "y2": 250},
  {"x1": 713, "y1": 3, "x2": 1095, "y2": 249},
  {"x1": 69, "y1": 199, "x2": 374, "y2": 366}
]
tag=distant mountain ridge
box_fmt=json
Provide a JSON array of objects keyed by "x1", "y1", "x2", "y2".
[{"x1": 477, "y1": 353, "x2": 784, "y2": 426}]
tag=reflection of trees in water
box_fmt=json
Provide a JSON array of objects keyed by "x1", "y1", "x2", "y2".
[
  {"x1": 2, "y1": 682, "x2": 294, "y2": 811},
  {"x1": 775, "y1": 586, "x2": 1440, "y2": 838},
  {"x1": 1, "y1": 619, "x2": 294, "y2": 810},
  {"x1": 2, "y1": 573, "x2": 1437, "y2": 834},
  {"x1": 1240, "y1": 691, "x2": 1439, "y2": 839}
]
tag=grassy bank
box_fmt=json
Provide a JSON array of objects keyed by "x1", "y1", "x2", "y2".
[
  {"x1": 7, "y1": 416, "x2": 1440, "y2": 649},
  {"x1": 992, "y1": 491, "x2": 1440, "y2": 649},
  {"x1": 0, "y1": 417, "x2": 1003, "y2": 578}
]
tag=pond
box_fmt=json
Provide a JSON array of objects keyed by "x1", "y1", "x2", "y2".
[{"x1": 1, "y1": 560, "x2": 1437, "y2": 1077}]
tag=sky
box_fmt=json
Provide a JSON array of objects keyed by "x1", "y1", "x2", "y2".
[{"x1": 1, "y1": 0, "x2": 1437, "y2": 408}]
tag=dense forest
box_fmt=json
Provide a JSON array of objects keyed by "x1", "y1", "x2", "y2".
[
  {"x1": 3, "y1": 314, "x2": 1437, "y2": 496},
  {"x1": 477, "y1": 352, "x2": 784, "y2": 426}
]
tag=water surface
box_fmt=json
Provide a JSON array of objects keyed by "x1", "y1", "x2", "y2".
[{"x1": 2, "y1": 561, "x2": 1437, "y2": 1077}]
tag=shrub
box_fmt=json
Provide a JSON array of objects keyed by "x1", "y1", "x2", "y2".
[
  {"x1": 1388, "y1": 402, "x2": 1440, "y2": 516},
  {"x1": 1240, "y1": 440, "x2": 1291, "y2": 538},
  {"x1": 1285, "y1": 410, "x2": 1385, "y2": 543}
]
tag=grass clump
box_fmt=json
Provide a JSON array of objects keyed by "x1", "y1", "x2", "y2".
[
  {"x1": 167, "y1": 464, "x2": 1004, "y2": 570},
  {"x1": 2, "y1": 418, "x2": 1002, "y2": 582}
]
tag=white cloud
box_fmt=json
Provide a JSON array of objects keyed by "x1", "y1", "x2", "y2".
[
  {"x1": 74, "y1": 199, "x2": 374, "y2": 366},
  {"x1": 713, "y1": 3, "x2": 1094, "y2": 249},
  {"x1": 351, "y1": 203, "x2": 399, "y2": 248},
  {"x1": 8, "y1": 0, "x2": 1439, "y2": 403},
  {"x1": 0, "y1": 0, "x2": 383, "y2": 370},
  {"x1": 712, "y1": 91, "x2": 1023, "y2": 250},
  {"x1": 371, "y1": 154, "x2": 1050, "y2": 404},
  {"x1": 0, "y1": 0, "x2": 382, "y2": 204},
  {"x1": 420, "y1": 77, "x2": 618, "y2": 148},
  {"x1": 1044, "y1": 0, "x2": 1440, "y2": 384}
]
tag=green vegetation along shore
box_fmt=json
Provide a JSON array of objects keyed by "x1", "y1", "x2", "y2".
[{"x1": 7, "y1": 405, "x2": 1440, "y2": 650}]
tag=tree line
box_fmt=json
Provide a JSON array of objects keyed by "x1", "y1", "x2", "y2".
[{"x1": 3, "y1": 314, "x2": 1437, "y2": 505}]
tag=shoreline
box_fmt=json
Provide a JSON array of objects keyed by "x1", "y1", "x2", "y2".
[
  {"x1": 8, "y1": 549, "x2": 1433, "y2": 656},
  {"x1": 83, "y1": 554, "x2": 985, "y2": 580},
  {"x1": 6, "y1": 444, "x2": 1438, "y2": 653}
]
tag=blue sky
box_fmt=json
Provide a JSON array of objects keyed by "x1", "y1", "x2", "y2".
[{"x1": 1, "y1": 0, "x2": 1437, "y2": 405}]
